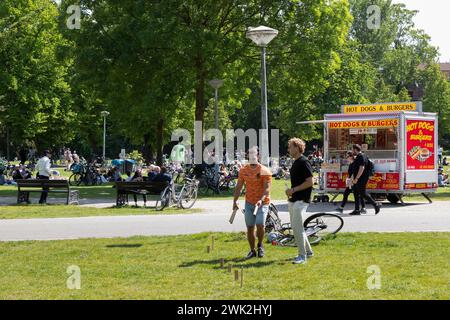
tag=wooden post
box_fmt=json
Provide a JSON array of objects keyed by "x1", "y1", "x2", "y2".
[
  {"x1": 206, "y1": 246, "x2": 210, "y2": 253},
  {"x1": 240, "y1": 267, "x2": 243, "y2": 288},
  {"x1": 234, "y1": 270, "x2": 239, "y2": 281},
  {"x1": 220, "y1": 258, "x2": 224, "y2": 268}
]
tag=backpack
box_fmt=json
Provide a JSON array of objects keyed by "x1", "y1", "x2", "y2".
[{"x1": 366, "y1": 157, "x2": 376, "y2": 177}]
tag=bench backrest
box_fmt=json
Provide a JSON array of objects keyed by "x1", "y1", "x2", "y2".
[
  {"x1": 17, "y1": 179, "x2": 70, "y2": 189},
  {"x1": 115, "y1": 181, "x2": 169, "y2": 194}
]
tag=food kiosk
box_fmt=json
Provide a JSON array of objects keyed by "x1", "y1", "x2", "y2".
[{"x1": 319, "y1": 102, "x2": 438, "y2": 203}]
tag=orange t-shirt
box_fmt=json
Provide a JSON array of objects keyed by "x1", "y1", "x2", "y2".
[{"x1": 238, "y1": 164, "x2": 272, "y2": 205}]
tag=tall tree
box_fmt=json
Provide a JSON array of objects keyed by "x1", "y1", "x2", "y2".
[{"x1": 0, "y1": 0, "x2": 74, "y2": 156}]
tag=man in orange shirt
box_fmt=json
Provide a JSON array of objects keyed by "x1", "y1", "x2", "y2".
[{"x1": 233, "y1": 146, "x2": 272, "y2": 259}]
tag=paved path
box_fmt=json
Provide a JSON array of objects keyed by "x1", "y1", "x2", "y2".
[{"x1": 0, "y1": 197, "x2": 449, "y2": 241}]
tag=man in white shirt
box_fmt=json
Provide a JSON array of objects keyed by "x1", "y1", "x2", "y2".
[{"x1": 36, "y1": 150, "x2": 52, "y2": 204}]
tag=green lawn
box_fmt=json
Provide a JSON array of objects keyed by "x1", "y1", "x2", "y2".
[
  {"x1": 0, "y1": 232, "x2": 448, "y2": 300},
  {"x1": 0, "y1": 205, "x2": 201, "y2": 219}
]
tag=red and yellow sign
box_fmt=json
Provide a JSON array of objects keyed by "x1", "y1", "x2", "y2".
[
  {"x1": 326, "y1": 172, "x2": 400, "y2": 190},
  {"x1": 406, "y1": 120, "x2": 435, "y2": 170},
  {"x1": 328, "y1": 119, "x2": 399, "y2": 129},
  {"x1": 343, "y1": 102, "x2": 418, "y2": 114},
  {"x1": 404, "y1": 183, "x2": 437, "y2": 190}
]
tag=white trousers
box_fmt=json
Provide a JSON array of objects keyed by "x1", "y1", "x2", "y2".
[{"x1": 288, "y1": 201, "x2": 312, "y2": 256}]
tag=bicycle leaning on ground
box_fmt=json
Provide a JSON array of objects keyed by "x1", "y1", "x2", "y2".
[{"x1": 264, "y1": 204, "x2": 344, "y2": 245}]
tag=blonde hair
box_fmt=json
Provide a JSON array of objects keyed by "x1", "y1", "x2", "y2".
[{"x1": 289, "y1": 138, "x2": 306, "y2": 154}]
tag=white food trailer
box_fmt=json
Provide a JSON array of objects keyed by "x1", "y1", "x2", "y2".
[{"x1": 313, "y1": 102, "x2": 438, "y2": 204}]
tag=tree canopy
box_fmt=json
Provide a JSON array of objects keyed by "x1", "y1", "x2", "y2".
[{"x1": 1, "y1": 0, "x2": 449, "y2": 161}]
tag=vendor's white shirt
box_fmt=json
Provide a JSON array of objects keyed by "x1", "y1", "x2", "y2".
[{"x1": 37, "y1": 156, "x2": 51, "y2": 177}]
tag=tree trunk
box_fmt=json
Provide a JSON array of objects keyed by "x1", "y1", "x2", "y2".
[
  {"x1": 156, "y1": 118, "x2": 164, "y2": 166},
  {"x1": 6, "y1": 126, "x2": 10, "y2": 161},
  {"x1": 142, "y1": 133, "x2": 153, "y2": 163}
]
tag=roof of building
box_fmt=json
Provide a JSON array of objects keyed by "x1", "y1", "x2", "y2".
[{"x1": 440, "y1": 63, "x2": 450, "y2": 71}]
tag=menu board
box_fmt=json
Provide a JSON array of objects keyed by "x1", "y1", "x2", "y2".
[{"x1": 406, "y1": 120, "x2": 435, "y2": 170}]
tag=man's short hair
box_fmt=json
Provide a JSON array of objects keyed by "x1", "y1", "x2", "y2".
[
  {"x1": 43, "y1": 150, "x2": 51, "y2": 156},
  {"x1": 289, "y1": 138, "x2": 306, "y2": 154},
  {"x1": 352, "y1": 144, "x2": 362, "y2": 152}
]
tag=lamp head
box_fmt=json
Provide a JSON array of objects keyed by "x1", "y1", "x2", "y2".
[
  {"x1": 246, "y1": 25, "x2": 279, "y2": 47},
  {"x1": 208, "y1": 79, "x2": 224, "y2": 90}
]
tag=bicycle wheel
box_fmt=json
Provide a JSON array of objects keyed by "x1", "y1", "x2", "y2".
[
  {"x1": 198, "y1": 179, "x2": 209, "y2": 195},
  {"x1": 278, "y1": 235, "x2": 297, "y2": 247},
  {"x1": 265, "y1": 203, "x2": 282, "y2": 233},
  {"x1": 304, "y1": 213, "x2": 344, "y2": 238},
  {"x1": 308, "y1": 234, "x2": 322, "y2": 245},
  {"x1": 69, "y1": 173, "x2": 82, "y2": 186},
  {"x1": 156, "y1": 188, "x2": 172, "y2": 211},
  {"x1": 180, "y1": 184, "x2": 198, "y2": 209}
]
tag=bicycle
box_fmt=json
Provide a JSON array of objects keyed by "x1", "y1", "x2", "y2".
[
  {"x1": 198, "y1": 166, "x2": 221, "y2": 195},
  {"x1": 156, "y1": 176, "x2": 199, "y2": 210},
  {"x1": 69, "y1": 162, "x2": 103, "y2": 186},
  {"x1": 265, "y1": 204, "x2": 344, "y2": 245}
]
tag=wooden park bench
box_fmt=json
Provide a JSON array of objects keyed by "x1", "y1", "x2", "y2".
[
  {"x1": 16, "y1": 179, "x2": 79, "y2": 205},
  {"x1": 115, "y1": 181, "x2": 170, "y2": 208}
]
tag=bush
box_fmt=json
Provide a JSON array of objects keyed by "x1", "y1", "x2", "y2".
[{"x1": 126, "y1": 150, "x2": 145, "y2": 166}]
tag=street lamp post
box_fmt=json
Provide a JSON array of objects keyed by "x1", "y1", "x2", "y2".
[
  {"x1": 208, "y1": 79, "x2": 224, "y2": 130},
  {"x1": 246, "y1": 26, "x2": 278, "y2": 166},
  {"x1": 101, "y1": 111, "x2": 110, "y2": 160}
]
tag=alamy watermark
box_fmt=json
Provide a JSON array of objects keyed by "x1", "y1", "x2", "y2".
[
  {"x1": 171, "y1": 121, "x2": 280, "y2": 167},
  {"x1": 367, "y1": 5, "x2": 381, "y2": 30},
  {"x1": 66, "y1": 5, "x2": 81, "y2": 30},
  {"x1": 367, "y1": 265, "x2": 381, "y2": 290},
  {"x1": 66, "y1": 265, "x2": 81, "y2": 290}
]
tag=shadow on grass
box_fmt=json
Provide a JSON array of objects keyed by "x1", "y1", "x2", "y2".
[
  {"x1": 179, "y1": 257, "x2": 286, "y2": 269},
  {"x1": 106, "y1": 244, "x2": 143, "y2": 248}
]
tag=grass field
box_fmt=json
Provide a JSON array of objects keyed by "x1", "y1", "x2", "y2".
[
  {"x1": 0, "y1": 205, "x2": 200, "y2": 220},
  {"x1": 0, "y1": 232, "x2": 448, "y2": 300}
]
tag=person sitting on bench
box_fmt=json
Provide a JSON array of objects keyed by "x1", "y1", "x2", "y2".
[
  {"x1": 147, "y1": 165, "x2": 158, "y2": 181},
  {"x1": 130, "y1": 169, "x2": 146, "y2": 205},
  {"x1": 153, "y1": 166, "x2": 172, "y2": 183}
]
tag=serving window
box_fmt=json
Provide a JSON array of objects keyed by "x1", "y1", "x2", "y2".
[{"x1": 327, "y1": 125, "x2": 399, "y2": 163}]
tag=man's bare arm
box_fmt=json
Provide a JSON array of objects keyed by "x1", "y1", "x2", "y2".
[{"x1": 233, "y1": 179, "x2": 244, "y2": 204}]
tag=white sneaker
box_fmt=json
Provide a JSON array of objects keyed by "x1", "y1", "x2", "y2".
[{"x1": 292, "y1": 255, "x2": 307, "y2": 264}]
